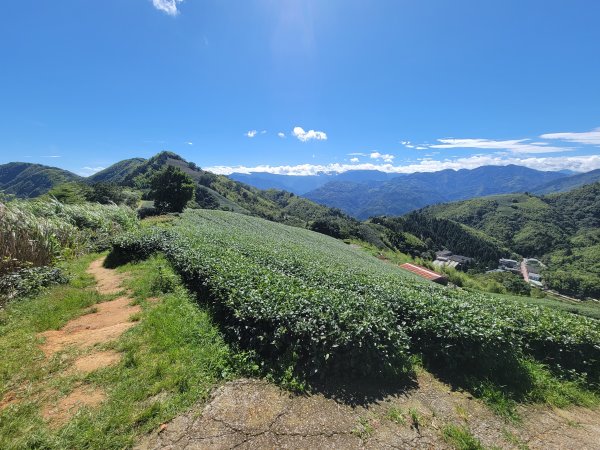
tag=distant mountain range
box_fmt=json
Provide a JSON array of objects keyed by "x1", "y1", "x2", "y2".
[
  {"x1": 229, "y1": 170, "x2": 397, "y2": 194},
  {"x1": 230, "y1": 165, "x2": 600, "y2": 219},
  {"x1": 531, "y1": 168, "x2": 600, "y2": 195},
  {"x1": 304, "y1": 165, "x2": 575, "y2": 219},
  {"x1": 2, "y1": 158, "x2": 600, "y2": 223}
]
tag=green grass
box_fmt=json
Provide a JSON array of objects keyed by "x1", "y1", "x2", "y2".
[
  {"x1": 408, "y1": 407, "x2": 422, "y2": 429},
  {"x1": 386, "y1": 406, "x2": 406, "y2": 425},
  {"x1": 502, "y1": 429, "x2": 530, "y2": 450},
  {"x1": 352, "y1": 415, "x2": 375, "y2": 440},
  {"x1": 466, "y1": 358, "x2": 599, "y2": 423},
  {"x1": 0, "y1": 253, "x2": 232, "y2": 449},
  {"x1": 442, "y1": 424, "x2": 485, "y2": 450}
]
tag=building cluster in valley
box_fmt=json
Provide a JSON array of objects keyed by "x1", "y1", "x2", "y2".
[
  {"x1": 432, "y1": 250, "x2": 474, "y2": 270},
  {"x1": 402, "y1": 249, "x2": 546, "y2": 289},
  {"x1": 487, "y1": 257, "x2": 545, "y2": 288}
]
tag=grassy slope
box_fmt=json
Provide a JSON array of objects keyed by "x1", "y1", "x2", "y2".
[{"x1": 0, "y1": 253, "x2": 231, "y2": 449}]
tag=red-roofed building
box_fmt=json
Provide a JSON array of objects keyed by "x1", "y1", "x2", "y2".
[{"x1": 400, "y1": 263, "x2": 448, "y2": 285}]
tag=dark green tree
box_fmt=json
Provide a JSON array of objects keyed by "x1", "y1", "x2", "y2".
[{"x1": 150, "y1": 166, "x2": 195, "y2": 213}]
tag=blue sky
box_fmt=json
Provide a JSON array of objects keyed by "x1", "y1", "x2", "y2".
[{"x1": 1, "y1": 0, "x2": 599, "y2": 176}]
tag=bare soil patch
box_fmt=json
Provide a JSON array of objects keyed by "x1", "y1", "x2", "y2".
[
  {"x1": 0, "y1": 391, "x2": 19, "y2": 411},
  {"x1": 39, "y1": 257, "x2": 140, "y2": 358},
  {"x1": 39, "y1": 296, "x2": 140, "y2": 357},
  {"x1": 70, "y1": 350, "x2": 122, "y2": 375},
  {"x1": 30, "y1": 257, "x2": 140, "y2": 423},
  {"x1": 42, "y1": 385, "x2": 106, "y2": 427},
  {"x1": 87, "y1": 257, "x2": 128, "y2": 295}
]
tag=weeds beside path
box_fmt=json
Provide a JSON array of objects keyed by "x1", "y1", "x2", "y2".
[{"x1": 0, "y1": 254, "x2": 231, "y2": 449}]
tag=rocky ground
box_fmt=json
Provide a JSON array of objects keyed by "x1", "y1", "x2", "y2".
[{"x1": 136, "y1": 375, "x2": 600, "y2": 449}]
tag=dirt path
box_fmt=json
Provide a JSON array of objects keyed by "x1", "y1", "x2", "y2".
[
  {"x1": 35, "y1": 256, "x2": 141, "y2": 425},
  {"x1": 136, "y1": 373, "x2": 600, "y2": 450}
]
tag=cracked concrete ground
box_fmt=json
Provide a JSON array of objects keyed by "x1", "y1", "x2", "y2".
[
  {"x1": 137, "y1": 373, "x2": 600, "y2": 450},
  {"x1": 135, "y1": 371, "x2": 600, "y2": 450}
]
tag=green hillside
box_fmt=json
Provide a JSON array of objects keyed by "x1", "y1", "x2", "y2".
[
  {"x1": 370, "y1": 212, "x2": 511, "y2": 267},
  {"x1": 113, "y1": 151, "x2": 384, "y2": 245},
  {"x1": 0, "y1": 162, "x2": 81, "y2": 198},
  {"x1": 421, "y1": 183, "x2": 600, "y2": 298},
  {"x1": 87, "y1": 158, "x2": 146, "y2": 184}
]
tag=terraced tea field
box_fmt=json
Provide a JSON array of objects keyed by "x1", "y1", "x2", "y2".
[{"x1": 113, "y1": 210, "x2": 600, "y2": 386}]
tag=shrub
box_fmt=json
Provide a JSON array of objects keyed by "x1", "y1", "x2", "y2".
[
  {"x1": 150, "y1": 166, "x2": 195, "y2": 213},
  {"x1": 0, "y1": 266, "x2": 69, "y2": 306}
]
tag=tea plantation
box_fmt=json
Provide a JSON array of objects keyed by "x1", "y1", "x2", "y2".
[{"x1": 112, "y1": 210, "x2": 600, "y2": 386}]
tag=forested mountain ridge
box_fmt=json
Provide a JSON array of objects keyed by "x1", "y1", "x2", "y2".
[
  {"x1": 303, "y1": 165, "x2": 568, "y2": 219},
  {"x1": 93, "y1": 151, "x2": 387, "y2": 247},
  {"x1": 0, "y1": 162, "x2": 82, "y2": 198},
  {"x1": 87, "y1": 158, "x2": 146, "y2": 184},
  {"x1": 532, "y1": 168, "x2": 600, "y2": 195},
  {"x1": 229, "y1": 170, "x2": 397, "y2": 195}
]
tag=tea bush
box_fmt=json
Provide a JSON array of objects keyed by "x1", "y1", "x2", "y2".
[
  {"x1": 0, "y1": 266, "x2": 69, "y2": 306},
  {"x1": 112, "y1": 210, "x2": 600, "y2": 383}
]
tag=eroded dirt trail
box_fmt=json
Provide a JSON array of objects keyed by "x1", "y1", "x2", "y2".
[{"x1": 35, "y1": 256, "x2": 141, "y2": 425}]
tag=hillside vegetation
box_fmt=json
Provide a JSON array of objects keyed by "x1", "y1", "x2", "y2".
[
  {"x1": 87, "y1": 158, "x2": 145, "y2": 184},
  {"x1": 104, "y1": 151, "x2": 385, "y2": 246},
  {"x1": 112, "y1": 210, "x2": 600, "y2": 395},
  {"x1": 532, "y1": 168, "x2": 600, "y2": 194},
  {"x1": 0, "y1": 198, "x2": 137, "y2": 303},
  {"x1": 422, "y1": 183, "x2": 600, "y2": 298}
]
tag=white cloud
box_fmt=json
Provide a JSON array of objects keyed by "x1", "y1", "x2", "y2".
[
  {"x1": 429, "y1": 138, "x2": 570, "y2": 154},
  {"x1": 347, "y1": 152, "x2": 367, "y2": 156},
  {"x1": 41, "y1": 155, "x2": 61, "y2": 158},
  {"x1": 277, "y1": 132, "x2": 285, "y2": 138},
  {"x1": 370, "y1": 152, "x2": 395, "y2": 163},
  {"x1": 261, "y1": 130, "x2": 267, "y2": 134},
  {"x1": 350, "y1": 157, "x2": 360, "y2": 163},
  {"x1": 245, "y1": 130, "x2": 257, "y2": 138},
  {"x1": 206, "y1": 154, "x2": 600, "y2": 176},
  {"x1": 185, "y1": 142, "x2": 193, "y2": 146},
  {"x1": 152, "y1": 0, "x2": 184, "y2": 16},
  {"x1": 78, "y1": 166, "x2": 105, "y2": 177},
  {"x1": 540, "y1": 127, "x2": 600, "y2": 145},
  {"x1": 292, "y1": 126, "x2": 327, "y2": 142}
]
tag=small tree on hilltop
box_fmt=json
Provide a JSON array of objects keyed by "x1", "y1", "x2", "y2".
[{"x1": 150, "y1": 166, "x2": 195, "y2": 213}]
